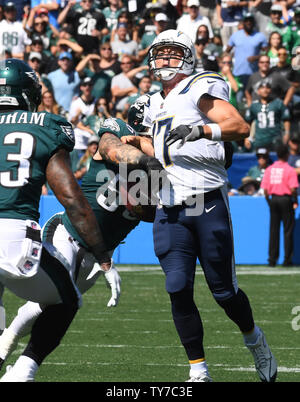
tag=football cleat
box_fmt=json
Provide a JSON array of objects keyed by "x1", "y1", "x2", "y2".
[
  {"x1": 0, "y1": 365, "x2": 34, "y2": 382},
  {"x1": 186, "y1": 371, "x2": 212, "y2": 382},
  {"x1": 245, "y1": 328, "x2": 277, "y2": 382}
]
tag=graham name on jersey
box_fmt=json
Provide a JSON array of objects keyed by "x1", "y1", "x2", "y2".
[{"x1": 0, "y1": 111, "x2": 46, "y2": 126}]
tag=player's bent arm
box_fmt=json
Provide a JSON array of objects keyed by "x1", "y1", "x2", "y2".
[
  {"x1": 199, "y1": 96, "x2": 250, "y2": 141},
  {"x1": 46, "y1": 148, "x2": 111, "y2": 269},
  {"x1": 166, "y1": 96, "x2": 249, "y2": 147},
  {"x1": 99, "y1": 133, "x2": 162, "y2": 175},
  {"x1": 120, "y1": 135, "x2": 154, "y2": 156},
  {"x1": 99, "y1": 132, "x2": 150, "y2": 164}
]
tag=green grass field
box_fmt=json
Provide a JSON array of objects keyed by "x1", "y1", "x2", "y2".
[{"x1": 2, "y1": 265, "x2": 300, "y2": 383}]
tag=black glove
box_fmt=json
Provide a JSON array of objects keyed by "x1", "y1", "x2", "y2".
[
  {"x1": 166, "y1": 125, "x2": 204, "y2": 148},
  {"x1": 139, "y1": 155, "x2": 164, "y2": 176},
  {"x1": 224, "y1": 141, "x2": 234, "y2": 169}
]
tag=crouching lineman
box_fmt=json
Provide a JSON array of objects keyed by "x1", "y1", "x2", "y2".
[
  {"x1": 0, "y1": 98, "x2": 162, "y2": 381},
  {"x1": 139, "y1": 30, "x2": 277, "y2": 382}
]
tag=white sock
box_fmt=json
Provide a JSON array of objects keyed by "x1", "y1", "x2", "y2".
[
  {"x1": 10, "y1": 301, "x2": 42, "y2": 338},
  {"x1": 243, "y1": 325, "x2": 261, "y2": 345},
  {"x1": 190, "y1": 359, "x2": 209, "y2": 375},
  {"x1": 12, "y1": 356, "x2": 38, "y2": 380},
  {"x1": 0, "y1": 327, "x2": 19, "y2": 360}
]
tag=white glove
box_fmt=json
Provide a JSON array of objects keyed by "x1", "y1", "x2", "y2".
[{"x1": 103, "y1": 260, "x2": 121, "y2": 307}]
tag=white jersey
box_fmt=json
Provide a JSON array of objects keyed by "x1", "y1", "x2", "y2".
[
  {"x1": 68, "y1": 96, "x2": 95, "y2": 150},
  {"x1": 0, "y1": 20, "x2": 31, "y2": 55},
  {"x1": 144, "y1": 71, "x2": 230, "y2": 206}
]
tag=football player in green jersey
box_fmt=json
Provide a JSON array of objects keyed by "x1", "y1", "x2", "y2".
[
  {"x1": 0, "y1": 59, "x2": 114, "y2": 382},
  {"x1": 0, "y1": 95, "x2": 163, "y2": 381}
]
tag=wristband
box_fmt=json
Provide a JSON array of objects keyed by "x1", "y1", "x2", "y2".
[
  {"x1": 194, "y1": 125, "x2": 205, "y2": 139},
  {"x1": 207, "y1": 123, "x2": 222, "y2": 141}
]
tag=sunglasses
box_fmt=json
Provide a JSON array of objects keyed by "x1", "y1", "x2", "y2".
[
  {"x1": 101, "y1": 47, "x2": 112, "y2": 51},
  {"x1": 278, "y1": 52, "x2": 288, "y2": 56}
]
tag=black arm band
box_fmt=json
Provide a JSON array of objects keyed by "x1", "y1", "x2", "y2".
[
  {"x1": 197, "y1": 125, "x2": 205, "y2": 138},
  {"x1": 90, "y1": 244, "x2": 111, "y2": 265}
]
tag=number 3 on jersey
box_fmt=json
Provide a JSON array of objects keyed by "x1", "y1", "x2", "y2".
[
  {"x1": 0, "y1": 132, "x2": 35, "y2": 188},
  {"x1": 153, "y1": 117, "x2": 174, "y2": 167}
]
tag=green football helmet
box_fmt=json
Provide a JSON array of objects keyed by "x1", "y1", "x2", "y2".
[
  {"x1": 0, "y1": 58, "x2": 41, "y2": 112},
  {"x1": 127, "y1": 94, "x2": 151, "y2": 136}
]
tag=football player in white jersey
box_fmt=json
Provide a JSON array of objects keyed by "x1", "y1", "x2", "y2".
[{"x1": 142, "y1": 29, "x2": 277, "y2": 382}]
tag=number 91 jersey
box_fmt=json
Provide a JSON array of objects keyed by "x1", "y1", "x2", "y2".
[
  {"x1": 143, "y1": 72, "x2": 230, "y2": 205},
  {"x1": 0, "y1": 110, "x2": 75, "y2": 222}
]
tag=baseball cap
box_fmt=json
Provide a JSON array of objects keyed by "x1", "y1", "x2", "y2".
[
  {"x1": 80, "y1": 77, "x2": 92, "y2": 86},
  {"x1": 31, "y1": 34, "x2": 43, "y2": 44},
  {"x1": 88, "y1": 135, "x2": 99, "y2": 145},
  {"x1": 117, "y1": 22, "x2": 127, "y2": 29},
  {"x1": 4, "y1": 2, "x2": 16, "y2": 11},
  {"x1": 270, "y1": 4, "x2": 283, "y2": 12},
  {"x1": 36, "y1": 7, "x2": 48, "y2": 15},
  {"x1": 29, "y1": 52, "x2": 42, "y2": 61},
  {"x1": 187, "y1": 0, "x2": 200, "y2": 7},
  {"x1": 59, "y1": 51, "x2": 72, "y2": 60},
  {"x1": 238, "y1": 176, "x2": 260, "y2": 192},
  {"x1": 256, "y1": 147, "x2": 269, "y2": 157},
  {"x1": 243, "y1": 11, "x2": 255, "y2": 20},
  {"x1": 155, "y1": 13, "x2": 168, "y2": 22}
]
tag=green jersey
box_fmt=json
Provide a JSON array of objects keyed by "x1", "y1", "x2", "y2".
[
  {"x1": 245, "y1": 99, "x2": 290, "y2": 149},
  {"x1": 285, "y1": 22, "x2": 300, "y2": 51},
  {"x1": 102, "y1": 6, "x2": 126, "y2": 32},
  {"x1": 62, "y1": 118, "x2": 140, "y2": 250},
  {"x1": 0, "y1": 111, "x2": 74, "y2": 221}
]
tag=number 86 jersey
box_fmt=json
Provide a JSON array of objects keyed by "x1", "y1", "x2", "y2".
[
  {"x1": 143, "y1": 72, "x2": 231, "y2": 206},
  {"x1": 0, "y1": 110, "x2": 75, "y2": 222}
]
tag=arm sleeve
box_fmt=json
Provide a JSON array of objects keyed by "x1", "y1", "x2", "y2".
[{"x1": 51, "y1": 115, "x2": 75, "y2": 152}]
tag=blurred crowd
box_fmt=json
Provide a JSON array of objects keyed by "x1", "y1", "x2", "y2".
[{"x1": 0, "y1": 0, "x2": 299, "y2": 190}]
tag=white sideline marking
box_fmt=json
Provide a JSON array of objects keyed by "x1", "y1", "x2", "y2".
[
  {"x1": 41, "y1": 343, "x2": 299, "y2": 351},
  {"x1": 116, "y1": 266, "x2": 300, "y2": 275},
  {"x1": 224, "y1": 366, "x2": 300, "y2": 373},
  {"x1": 40, "y1": 361, "x2": 300, "y2": 374}
]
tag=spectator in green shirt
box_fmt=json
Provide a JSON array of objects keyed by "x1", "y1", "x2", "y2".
[
  {"x1": 246, "y1": 147, "x2": 272, "y2": 182},
  {"x1": 285, "y1": 6, "x2": 300, "y2": 52},
  {"x1": 244, "y1": 81, "x2": 291, "y2": 150}
]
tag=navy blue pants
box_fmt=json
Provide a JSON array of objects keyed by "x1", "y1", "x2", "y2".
[{"x1": 153, "y1": 188, "x2": 254, "y2": 360}]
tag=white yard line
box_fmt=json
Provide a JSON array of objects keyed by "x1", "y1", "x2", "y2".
[{"x1": 116, "y1": 266, "x2": 300, "y2": 275}]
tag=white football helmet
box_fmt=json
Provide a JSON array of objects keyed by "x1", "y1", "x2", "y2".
[{"x1": 148, "y1": 30, "x2": 195, "y2": 81}]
